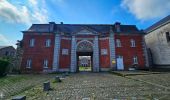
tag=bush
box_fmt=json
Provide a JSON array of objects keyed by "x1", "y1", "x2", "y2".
[{"x1": 0, "y1": 59, "x2": 9, "y2": 77}]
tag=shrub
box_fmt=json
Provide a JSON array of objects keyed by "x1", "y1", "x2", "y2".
[{"x1": 0, "y1": 59, "x2": 9, "y2": 77}]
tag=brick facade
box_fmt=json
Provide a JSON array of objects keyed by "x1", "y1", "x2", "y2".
[{"x1": 21, "y1": 23, "x2": 147, "y2": 73}]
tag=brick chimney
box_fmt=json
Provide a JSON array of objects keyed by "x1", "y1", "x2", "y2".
[
  {"x1": 60, "y1": 22, "x2": 63, "y2": 24},
  {"x1": 49, "y1": 22, "x2": 55, "y2": 32},
  {"x1": 115, "y1": 22, "x2": 121, "y2": 32}
]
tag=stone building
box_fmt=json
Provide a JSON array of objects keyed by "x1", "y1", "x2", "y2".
[
  {"x1": 21, "y1": 22, "x2": 148, "y2": 73},
  {"x1": 145, "y1": 15, "x2": 170, "y2": 68},
  {"x1": 0, "y1": 46, "x2": 16, "y2": 58}
]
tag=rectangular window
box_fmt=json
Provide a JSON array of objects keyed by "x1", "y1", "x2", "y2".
[
  {"x1": 131, "y1": 39, "x2": 136, "y2": 47},
  {"x1": 133, "y1": 56, "x2": 138, "y2": 64},
  {"x1": 116, "y1": 39, "x2": 121, "y2": 47},
  {"x1": 101, "y1": 49, "x2": 107, "y2": 55},
  {"x1": 166, "y1": 32, "x2": 170, "y2": 42},
  {"x1": 62, "y1": 49, "x2": 69, "y2": 55},
  {"x1": 43, "y1": 59, "x2": 48, "y2": 68},
  {"x1": 29, "y1": 38, "x2": 35, "y2": 47},
  {"x1": 26, "y1": 59, "x2": 32, "y2": 68},
  {"x1": 45, "y1": 39, "x2": 51, "y2": 47}
]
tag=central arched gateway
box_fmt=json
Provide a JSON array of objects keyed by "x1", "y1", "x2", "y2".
[{"x1": 76, "y1": 40, "x2": 93, "y2": 72}]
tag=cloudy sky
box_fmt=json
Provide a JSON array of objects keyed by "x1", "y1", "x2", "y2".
[{"x1": 0, "y1": 0, "x2": 170, "y2": 48}]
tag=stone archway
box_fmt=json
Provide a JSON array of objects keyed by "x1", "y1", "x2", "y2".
[
  {"x1": 76, "y1": 40, "x2": 93, "y2": 72},
  {"x1": 76, "y1": 40, "x2": 93, "y2": 52}
]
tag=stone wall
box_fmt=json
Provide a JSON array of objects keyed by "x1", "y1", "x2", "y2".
[{"x1": 145, "y1": 23, "x2": 170, "y2": 65}]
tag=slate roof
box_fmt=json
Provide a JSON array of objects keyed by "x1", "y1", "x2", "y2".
[
  {"x1": 145, "y1": 15, "x2": 170, "y2": 33},
  {"x1": 0, "y1": 46, "x2": 14, "y2": 50},
  {"x1": 23, "y1": 23, "x2": 144, "y2": 34}
]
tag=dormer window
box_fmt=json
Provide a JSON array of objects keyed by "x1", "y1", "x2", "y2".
[
  {"x1": 29, "y1": 38, "x2": 35, "y2": 47},
  {"x1": 45, "y1": 39, "x2": 51, "y2": 47},
  {"x1": 130, "y1": 39, "x2": 136, "y2": 47}
]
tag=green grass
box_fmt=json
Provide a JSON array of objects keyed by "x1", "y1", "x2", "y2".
[
  {"x1": 79, "y1": 66, "x2": 92, "y2": 71},
  {"x1": 0, "y1": 75, "x2": 29, "y2": 86}
]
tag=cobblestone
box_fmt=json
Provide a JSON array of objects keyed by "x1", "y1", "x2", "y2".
[{"x1": 12, "y1": 72, "x2": 170, "y2": 100}]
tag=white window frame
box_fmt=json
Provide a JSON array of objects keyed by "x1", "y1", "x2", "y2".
[
  {"x1": 62, "y1": 49, "x2": 69, "y2": 55},
  {"x1": 133, "y1": 56, "x2": 138, "y2": 64},
  {"x1": 43, "y1": 59, "x2": 48, "y2": 68},
  {"x1": 29, "y1": 38, "x2": 35, "y2": 47},
  {"x1": 130, "y1": 39, "x2": 136, "y2": 47},
  {"x1": 26, "y1": 59, "x2": 32, "y2": 68},
  {"x1": 116, "y1": 39, "x2": 121, "y2": 47},
  {"x1": 45, "y1": 39, "x2": 51, "y2": 47},
  {"x1": 101, "y1": 49, "x2": 108, "y2": 55}
]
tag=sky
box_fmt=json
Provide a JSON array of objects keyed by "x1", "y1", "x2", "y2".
[{"x1": 0, "y1": 0, "x2": 170, "y2": 48}]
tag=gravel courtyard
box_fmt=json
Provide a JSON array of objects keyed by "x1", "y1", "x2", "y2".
[{"x1": 8, "y1": 72, "x2": 170, "y2": 100}]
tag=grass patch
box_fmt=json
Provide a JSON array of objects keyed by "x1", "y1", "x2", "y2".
[
  {"x1": 0, "y1": 75, "x2": 29, "y2": 86},
  {"x1": 79, "y1": 66, "x2": 91, "y2": 71}
]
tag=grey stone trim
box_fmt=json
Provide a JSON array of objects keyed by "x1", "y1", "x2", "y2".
[
  {"x1": 52, "y1": 34, "x2": 61, "y2": 71},
  {"x1": 77, "y1": 38, "x2": 94, "y2": 40},
  {"x1": 143, "y1": 37, "x2": 149, "y2": 67},
  {"x1": 61, "y1": 37, "x2": 71, "y2": 40},
  {"x1": 109, "y1": 33, "x2": 116, "y2": 69},
  {"x1": 99, "y1": 37, "x2": 109, "y2": 40},
  {"x1": 70, "y1": 36, "x2": 77, "y2": 72},
  {"x1": 93, "y1": 36, "x2": 100, "y2": 72}
]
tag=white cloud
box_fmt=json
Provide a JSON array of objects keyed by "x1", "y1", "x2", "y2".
[
  {"x1": 0, "y1": 0, "x2": 31, "y2": 24},
  {"x1": 0, "y1": 34, "x2": 9, "y2": 44},
  {"x1": 121, "y1": 0, "x2": 170, "y2": 20},
  {"x1": 0, "y1": 0, "x2": 48, "y2": 25},
  {"x1": 0, "y1": 34, "x2": 16, "y2": 48}
]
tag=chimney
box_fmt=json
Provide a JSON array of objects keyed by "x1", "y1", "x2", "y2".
[
  {"x1": 115, "y1": 22, "x2": 121, "y2": 32},
  {"x1": 60, "y1": 22, "x2": 63, "y2": 24},
  {"x1": 49, "y1": 22, "x2": 55, "y2": 32}
]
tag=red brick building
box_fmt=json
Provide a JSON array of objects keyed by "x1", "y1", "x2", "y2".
[{"x1": 21, "y1": 22, "x2": 148, "y2": 73}]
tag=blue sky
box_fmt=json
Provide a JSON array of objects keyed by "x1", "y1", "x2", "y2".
[{"x1": 0, "y1": 0, "x2": 170, "y2": 48}]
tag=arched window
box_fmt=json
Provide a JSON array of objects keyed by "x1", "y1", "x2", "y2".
[{"x1": 130, "y1": 39, "x2": 136, "y2": 47}]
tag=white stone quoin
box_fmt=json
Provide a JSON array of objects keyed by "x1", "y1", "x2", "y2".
[
  {"x1": 109, "y1": 29, "x2": 116, "y2": 70},
  {"x1": 70, "y1": 35, "x2": 77, "y2": 72},
  {"x1": 52, "y1": 34, "x2": 60, "y2": 71},
  {"x1": 93, "y1": 36, "x2": 100, "y2": 72}
]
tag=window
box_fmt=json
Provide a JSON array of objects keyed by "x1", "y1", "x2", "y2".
[
  {"x1": 116, "y1": 39, "x2": 121, "y2": 47},
  {"x1": 43, "y1": 59, "x2": 48, "y2": 68},
  {"x1": 166, "y1": 32, "x2": 170, "y2": 42},
  {"x1": 26, "y1": 59, "x2": 32, "y2": 68},
  {"x1": 62, "y1": 49, "x2": 69, "y2": 55},
  {"x1": 101, "y1": 49, "x2": 107, "y2": 55},
  {"x1": 45, "y1": 39, "x2": 51, "y2": 47},
  {"x1": 5, "y1": 51, "x2": 9, "y2": 56},
  {"x1": 29, "y1": 38, "x2": 35, "y2": 47},
  {"x1": 133, "y1": 56, "x2": 138, "y2": 64},
  {"x1": 130, "y1": 39, "x2": 136, "y2": 47}
]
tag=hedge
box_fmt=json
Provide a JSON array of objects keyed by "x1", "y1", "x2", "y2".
[{"x1": 0, "y1": 59, "x2": 9, "y2": 77}]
